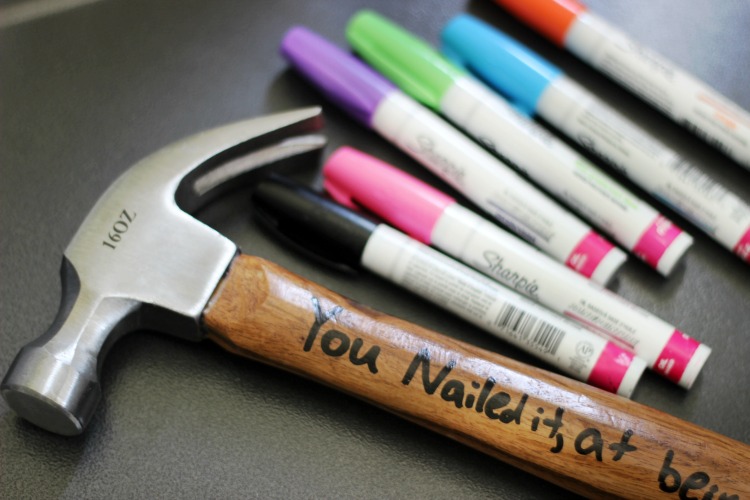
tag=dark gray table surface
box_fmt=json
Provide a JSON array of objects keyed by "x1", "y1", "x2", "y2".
[{"x1": 1, "y1": 1, "x2": 749, "y2": 498}]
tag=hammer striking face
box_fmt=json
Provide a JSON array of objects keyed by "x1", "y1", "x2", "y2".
[
  {"x1": 1, "y1": 107, "x2": 326, "y2": 436},
  {"x1": 2, "y1": 108, "x2": 749, "y2": 498}
]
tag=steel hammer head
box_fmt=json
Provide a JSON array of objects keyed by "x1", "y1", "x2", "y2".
[{"x1": 1, "y1": 107, "x2": 326, "y2": 436}]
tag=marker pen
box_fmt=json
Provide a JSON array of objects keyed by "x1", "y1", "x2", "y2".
[
  {"x1": 346, "y1": 10, "x2": 693, "y2": 276},
  {"x1": 493, "y1": 0, "x2": 750, "y2": 171},
  {"x1": 441, "y1": 15, "x2": 750, "y2": 264},
  {"x1": 252, "y1": 175, "x2": 646, "y2": 396},
  {"x1": 324, "y1": 146, "x2": 711, "y2": 388},
  {"x1": 280, "y1": 26, "x2": 628, "y2": 284}
]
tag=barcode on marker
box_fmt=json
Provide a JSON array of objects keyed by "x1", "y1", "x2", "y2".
[
  {"x1": 681, "y1": 119, "x2": 734, "y2": 158},
  {"x1": 494, "y1": 304, "x2": 566, "y2": 355},
  {"x1": 671, "y1": 158, "x2": 729, "y2": 202}
]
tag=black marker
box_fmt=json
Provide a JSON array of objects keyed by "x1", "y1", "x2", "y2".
[{"x1": 251, "y1": 176, "x2": 646, "y2": 396}]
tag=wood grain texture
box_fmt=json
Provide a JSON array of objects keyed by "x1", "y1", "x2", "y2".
[{"x1": 202, "y1": 254, "x2": 750, "y2": 499}]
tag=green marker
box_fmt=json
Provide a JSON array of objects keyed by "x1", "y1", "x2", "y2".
[{"x1": 346, "y1": 10, "x2": 693, "y2": 277}]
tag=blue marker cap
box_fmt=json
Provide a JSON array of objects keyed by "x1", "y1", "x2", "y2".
[{"x1": 441, "y1": 14, "x2": 562, "y2": 115}]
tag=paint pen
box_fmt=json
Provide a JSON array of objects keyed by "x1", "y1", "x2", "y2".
[
  {"x1": 323, "y1": 146, "x2": 711, "y2": 388},
  {"x1": 493, "y1": 0, "x2": 750, "y2": 172},
  {"x1": 441, "y1": 14, "x2": 750, "y2": 264},
  {"x1": 346, "y1": 10, "x2": 693, "y2": 276},
  {"x1": 252, "y1": 175, "x2": 647, "y2": 396},
  {"x1": 280, "y1": 26, "x2": 628, "y2": 284}
]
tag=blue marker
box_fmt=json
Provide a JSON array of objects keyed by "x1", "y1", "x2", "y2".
[
  {"x1": 346, "y1": 10, "x2": 692, "y2": 276},
  {"x1": 441, "y1": 14, "x2": 750, "y2": 264}
]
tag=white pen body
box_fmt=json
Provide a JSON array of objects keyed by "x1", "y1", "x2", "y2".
[
  {"x1": 565, "y1": 12, "x2": 750, "y2": 171},
  {"x1": 431, "y1": 203, "x2": 710, "y2": 389},
  {"x1": 361, "y1": 224, "x2": 644, "y2": 397},
  {"x1": 371, "y1": 90, "x2": 627, "y2": 283},
  {"x1": 441, "y1": 76, "x2": 692, "y2": 275},
  {"x1": 538, "y1": 75, "x2": 750, "y2": 262}
]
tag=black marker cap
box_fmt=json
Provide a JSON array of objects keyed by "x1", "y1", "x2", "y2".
[{"x1": 252, "y1": 175, "x2": 378, "y2": 272}]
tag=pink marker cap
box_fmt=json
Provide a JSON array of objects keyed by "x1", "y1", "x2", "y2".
[
  {"x1": 633, "y1": 215, "x2": 693, "y2": 276},
  {"x1": 733, "y1": 227, "x2": 750, "y2": 262},
  {"x1": 587, "y1": 343, "x2": 646, "y2": 398},
  {"x1": 565, "y1": 231, "x2": 626, "y2": 286},
  {"x1": 323, "y1": 147, "x2": 455, "y2": 244},
  {"x1": 654, "y1": 330, "x2": 711, "y2": 389}
]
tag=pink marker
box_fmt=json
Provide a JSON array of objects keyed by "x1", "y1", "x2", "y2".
[
  {"x1": 281, "y1": 26, "x2": 627, "y2": 285},
  {"x1": 323, "y1": 146, "x2": 712, "y2": 388},
  {"x1": 254, "y1": 175, "x2": 646, "y2": 396}
]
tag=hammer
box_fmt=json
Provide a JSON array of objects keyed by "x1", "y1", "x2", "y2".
[{"x1": 2, "y1": 108, "x2": 748, "y2": 498}]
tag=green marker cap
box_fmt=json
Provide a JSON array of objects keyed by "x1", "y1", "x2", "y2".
[{"x1": 346, "y1": 10, "x2": 466, "y2": 110}]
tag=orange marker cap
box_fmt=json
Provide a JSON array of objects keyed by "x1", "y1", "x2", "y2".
[{"x1": 493, "y1": 0, "x2": 586, "y2": 46}]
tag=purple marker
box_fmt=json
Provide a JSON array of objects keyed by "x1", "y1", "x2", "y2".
[{"x1": 280, "y1": 26, "x2": 628, "y2": 285}]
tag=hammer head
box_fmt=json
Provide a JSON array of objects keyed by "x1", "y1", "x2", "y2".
[{"x1": 1, "y1": 107, "x2": 326, "y2": 436}]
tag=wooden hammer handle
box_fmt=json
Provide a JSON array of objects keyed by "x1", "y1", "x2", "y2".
[{"x1": 202, "y1": 254, "x2": 750, "y2": 499}]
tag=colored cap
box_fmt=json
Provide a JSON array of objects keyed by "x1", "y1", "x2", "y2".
[
  {"x1": 280, "y1": 26, "x2": 396, "y2": 127},
  {"x1": 677, "y1": 343, "x2": 711, "y2": 390},
  {"x1": 346, "y1": 10, "x2": 466, "y2": 111},
  {"x1": 733, "y1": 227, "x2": 750, "y2": 262},
  {"x1": 655, "y1": 330, "x2": 711, "y2": 390},
  {"x1": 323, "y1": 147, "x2": 455, "y2": 244},
  {"x1": 632, "y1": 216, "x2": 693, "y2": 276},
  {"x1": 587, "y1": 343, "x2": 646, "y2": 398},
  {"x1": 441, "y1": 14, "x2": 562, "y2": 115},
  {"x1": 493, "y1": 0, "x2": 586, "y2": 46},
  {"x1": 252, "y1": 175, "x2": 377, "y2": 272},
  {"x1": 565, "y1": 231, "x2": 626, "y2": 286}
]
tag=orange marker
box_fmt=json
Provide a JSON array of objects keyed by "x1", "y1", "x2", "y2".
[{"x1": 494, "y1": 0, "x2": 750, "y2": 171}]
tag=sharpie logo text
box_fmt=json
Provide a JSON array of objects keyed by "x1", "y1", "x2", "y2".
[
  {"x1": 482, "y1": 250, "x2": 540, "y2": 299},
  {"x1": 408, "y1": 135, "x2": 465, "y2": 186}
]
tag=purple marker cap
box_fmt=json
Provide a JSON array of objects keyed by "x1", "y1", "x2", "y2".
[{"x1": 280, "y1": 26, "x2": 396, "y2": 127}]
